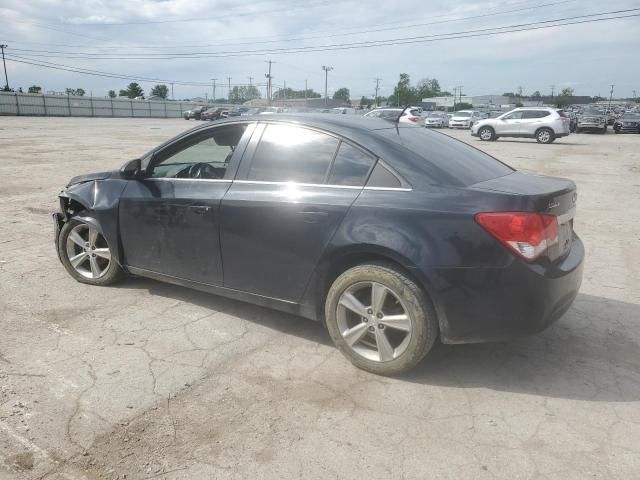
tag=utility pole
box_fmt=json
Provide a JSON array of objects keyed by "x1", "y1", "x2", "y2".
[
  {"x1": 632, "y1": 90, "x2": 637, "y2": 100},
  {"x1": 227, "y1": 77, "x2": 232, "y2": 103},
  {"x1": 608, "y1": 84, "x2": 615, "y2": 112},
  {"x1": 0, "y1": 44, "x2": 9, "y2": 91},
  {"x1": 170, "y1": 82, "x2": 174, "y2": 100},
  {"x1": 210, "y1": 78, "x2": 217, "y2": 103},
  {"x1": 283, "y1": 80, "x2": 286, "y2": 100},
  {"x1": 374, "y1": 78, "x2": 381, "y2": 107},
  {"x1": 265, "y1": 60, "x2": 274, "y2": 105},
  {"x1": 305, "y1": 79, "x2": 308, "y2": 105},
  {"x1": 452, "y1": 87, "x2": 457, "y2": 111},
  {"x1": 248, "y1": 76, "x2": 253, "y2": 87},
  {"x1": 322, "y1": 65, "x2": 333, "y2": 107},
  {"x1": 551, "y1": 85, "x2": 555, "y2": 100}
]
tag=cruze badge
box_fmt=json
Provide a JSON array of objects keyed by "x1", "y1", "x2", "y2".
[{"x1": 548, "y1": 200, "x2": 560, "y2": 209}]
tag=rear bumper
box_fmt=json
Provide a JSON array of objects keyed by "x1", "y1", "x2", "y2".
[{"x1": 432, "y1": 234, "x2": 585, "y2": 343}]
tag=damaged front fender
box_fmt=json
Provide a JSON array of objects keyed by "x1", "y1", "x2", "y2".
[{"x1": 56, "y1": 178, "x2": 129, "y2": 265}]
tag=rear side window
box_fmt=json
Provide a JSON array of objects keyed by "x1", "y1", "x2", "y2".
[
  {"x1": 522, "y1": 110, "x2": 550, "y2": 119},
  {"x1": 366, "y1": 162, "x2": 402, "y2": 188},
  {"x1": 377, "y1": 127, "x2": 514, "y2": 186},
  {"x1": 248, "y1": 124, "x2": 339, "y2": 183},
  {"x1": 328, "y1": 142, "x2": 375, "y2": 186}
]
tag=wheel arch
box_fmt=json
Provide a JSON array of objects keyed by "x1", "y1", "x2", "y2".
[{"x1": 304, "y1": 244, "x2": 444, "y2": 334}]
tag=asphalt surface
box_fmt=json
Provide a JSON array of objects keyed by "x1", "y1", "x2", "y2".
[{"x1": 0, "y1": 117, "x2": 639, "y2": 479}]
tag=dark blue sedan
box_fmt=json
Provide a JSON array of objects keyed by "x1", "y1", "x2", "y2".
[{"x1": 53, "y1": 115, "x2": 584, "y2": 375}]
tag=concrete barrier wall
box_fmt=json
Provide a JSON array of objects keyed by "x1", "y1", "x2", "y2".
[{"x1": 0, "y1": 92, "x2": 232, "y2": 118}]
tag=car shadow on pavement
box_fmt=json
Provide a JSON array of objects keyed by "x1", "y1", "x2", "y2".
[
  {"x1": 403, "y1": 293, "x2": 640, "y2": 402},
  {"x1": 118, "y1": 278, "x2": 639, "y2": 402},
  {"x1": 115, "y1": 276, "x2": 331, "y2": 346}
]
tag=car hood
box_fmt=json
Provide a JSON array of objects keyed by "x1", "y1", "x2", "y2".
[{"x1": 67, "y1": 170, "x2": 116, "y2": 187}]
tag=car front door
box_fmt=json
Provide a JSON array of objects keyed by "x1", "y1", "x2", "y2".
[
  {"x1": 496, "y1": 111, "x2": 524, "y2": 135},
  {"x1": 220, "y1": 123, "x2": 375, "y2": 301},
  {"x1": 118, "y1": 122, "x2": 255, "y2": 284}
]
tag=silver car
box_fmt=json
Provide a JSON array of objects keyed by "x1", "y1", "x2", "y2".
[
  {"x1": 424, "y1": 112, "x2": 449, "y2": 128},
  {"x1": 471, "y1": 107, "x2": 571, "y2": 144},
  {"x1": 449, "y1": 110, "x2": 481, "y2": 129}
]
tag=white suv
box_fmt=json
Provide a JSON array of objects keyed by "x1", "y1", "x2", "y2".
[{"x1": 471, "y1": 107, "x2": 571, "y2": 144}]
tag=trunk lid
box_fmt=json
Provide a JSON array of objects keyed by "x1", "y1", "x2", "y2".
[{"x1": 470, "y1": 171, "x2": 577, "y2": 261}]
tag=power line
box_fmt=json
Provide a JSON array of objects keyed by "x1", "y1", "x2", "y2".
[
  {"x1": 5, "y1": 0, "x2": 577, "y2": 52},
  {"x1": 7, "y1": 9, "x2": 639, "y2": 60},
  {"x1": 4, "y1": 11, "x2": 639, "y2": 87}
]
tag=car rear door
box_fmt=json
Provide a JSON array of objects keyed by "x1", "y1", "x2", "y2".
[
  {"x1": 520, "y1": 110, "x2": 549, "y2": 135},
  {"x1": 220, "y1": 122, "x2": 375, "y2": 301},
  {"x1": 118, "y1": 122, "x2": 254, "y2": 285}
]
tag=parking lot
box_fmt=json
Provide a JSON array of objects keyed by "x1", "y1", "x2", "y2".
[{"x1": 1, "y1": 117, "x2": 639, "y2": 479}]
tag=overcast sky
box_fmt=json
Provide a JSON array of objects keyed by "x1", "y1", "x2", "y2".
[{"x1": 1, "y1": 0, "x2": 639, "y2": 100}]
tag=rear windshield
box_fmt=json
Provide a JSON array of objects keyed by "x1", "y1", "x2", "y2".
[
  {"x1": 454, "y1": 112, "x2": 471, "y2": 117},
  {"x1": 377, "y1": 127, "x2": 514, "y2": 186}
]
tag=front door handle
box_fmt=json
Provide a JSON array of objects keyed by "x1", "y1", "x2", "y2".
[{"x1": 190, "y1": 205, "x2": 211, "y2": 215}]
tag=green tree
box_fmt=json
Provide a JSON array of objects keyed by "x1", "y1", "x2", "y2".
[
  {"x1": 415, "y1": 78, "x2": 441, "y2": 100},
  {"x1": 119, "y1": 82, "x2": 144, "y2": 99},
  {"x1": 393, "y1": 73, "x2": 415, "y2": 106},
  {"x1": 108, "y1": 90, "x2": 116, "y2": 98},
  {"x1": 76, "y1": 88, "x2": 85, "y2": 96},
  {"x1": 333, "y1": 87, "x2": 350, "y2": 103},
  {"x1": 151, "y1": 84, "x2": 169, "y2": 99},
  {"x1": 65, "y1": 88, "x2": 85, "y2": 96},
  {"x1": 229, "y1": 85, "x2": 262, "y2": 103},
  {"x1": 531, "y1": 90, "x2": 542, "y2": 99},
  {"x1": 559, "y1": 87, "x2": 575, "y2": 97},
  {"x1": 360, "y1": 96, "x2": 374, "y2": 107},
  {"x1": 455, "y1": 102, "x2": 473, "y2": 111},
  {"x1": 502, "y1": 92, "x2": 516, "y2": 98},
  {"x1": 555, "y1": 87, "x2": 575, "y2": 107},
  {"x1": 28, "y1": 85, "x2": 42, "y2": 94}
]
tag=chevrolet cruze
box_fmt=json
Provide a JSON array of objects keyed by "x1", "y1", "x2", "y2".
[{"x1": 53, "y1": 115, "x2": 584, "y2": 375}]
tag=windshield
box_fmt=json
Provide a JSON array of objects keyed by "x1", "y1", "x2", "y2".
[
  {"x1": 454, "y1": 112, "x2": 471, "y2": 117},
  {"x1": 428, "y1": 113, "x2": 443, "y2": 118}
]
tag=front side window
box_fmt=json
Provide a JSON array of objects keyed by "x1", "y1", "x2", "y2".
[
  {"x1": 328, "y1": 142, "x2": 375, "y2": 186},
  {"x1": 248, "y1": 124, "x2": 339, "y2": 183},
  {"x1": 150, "y1": 124, "x2": 246, "y2": 179},
  {"x1": 502, "y1": 111, "x2": 524, "y2": 120}
]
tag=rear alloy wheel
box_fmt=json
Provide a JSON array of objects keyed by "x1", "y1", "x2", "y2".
[
  {"x1": 536, "y1": 128, "x2": 555, "y2": 144},
  {"x1": 478, "y1": 126, "x2": 495, "y2": 141},
  {"x1": 58, "y1": 219, "x2": 124, "y2": 286},
  {"x1": 325, "y1": 264, "x2": 438, "y2": 375}
]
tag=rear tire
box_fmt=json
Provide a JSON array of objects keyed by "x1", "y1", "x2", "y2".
[
  {"x1": 58, "y1": 218, "x2": 124, "y2": 286},
  {"x1": 536, "y1": 127, "x2": 555, "y2": 144},
  {"x1": 325, "y1": 264, "x2": 438, "y2": 376}
]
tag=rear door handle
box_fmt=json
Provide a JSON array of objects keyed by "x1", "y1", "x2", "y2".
[
  {"x1": 300, "y1": 208, "x2": 329, "y2": 223},
  {"x1": 190, "y1": 205, "x2": 211, "y2": 215}
]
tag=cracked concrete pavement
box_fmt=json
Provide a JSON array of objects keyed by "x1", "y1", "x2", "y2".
[{"x1": 0, "y1": 117, "x2": 639, "y2": 479}]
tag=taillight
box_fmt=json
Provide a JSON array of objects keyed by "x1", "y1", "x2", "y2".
[
  {"x1": 407, "y1": 116, "x2": 418, "y2": 123},
  {"x1": 475, "y1": 212, "x2": 559, "y2": 261}
]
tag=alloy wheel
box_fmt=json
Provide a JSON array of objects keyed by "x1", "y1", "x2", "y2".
[
  {"x1": 65, "y1": 224, "x2": 111, "y2": 279},
  {"x1": 336, "y1": 281, "x2": 412, "y2": 362},
  {"x1": 479, "y1": 127, "x2": 493, "y2": 141},
  {"x1": 537, "y1": 130, "x2": 551, "y2": 143}
]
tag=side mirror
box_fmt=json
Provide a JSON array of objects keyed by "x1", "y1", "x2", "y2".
[{"x1": 121, "y1": 158, "x2": 142, "y2": 179}]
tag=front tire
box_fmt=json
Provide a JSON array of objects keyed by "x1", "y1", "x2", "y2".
[
  {"x1": 325, "y1": 264, "x2": 438, "y2": 376},
  {"x1": 58, "y1": 218, "x2": 124, "y2": 286},
  {"x1": 536, "y1": 127, "x2": 555, "y2": 144},
  {"x1": 478, "y1": 126, "x2": 495, "y2": 141}
]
